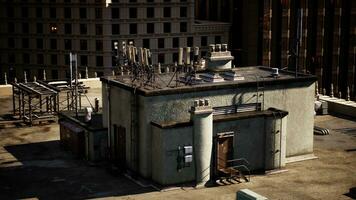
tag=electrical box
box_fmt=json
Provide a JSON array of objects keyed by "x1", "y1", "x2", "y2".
[
  {"x1": 184, "y1": 146, "x2": 193, "y2": 154},
  {"x1": 184, "y1": 155, "x2": 193, "y2": 163}
]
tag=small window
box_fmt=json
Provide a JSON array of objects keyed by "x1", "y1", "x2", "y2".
[
  {"x1": 112, "y1": 8, "x2": 120, "y2": 18},
  {"x1": 215, "y1": 36, "x2": 221, "y2": 44},
  {"x1": 65, "y1": 24, "x2": 72, "y2": 34},
  {"x1": 8, "y1": 23, "x2": 14, "y2": 33},
  {"x1": 80, "y1": 24, "x2": 87, "y2": 34},
  {"x1": 163, "y1": 7, "x2": 171, "y2": 18},
  {"x1": 22, "y1": 7, "x2": 29, "y2": 18},
  {"x1": 172, "y1": 53, "x2": 178, "y2": 63},
  {"x1": 95, "y1": 8, "x2": 102, "y2": 19},
  {"x1": 147, "y1": 23, "x2": 154, "y2": 34},
  {"x1": 22, "y1": 23, "x2": 29, "y2": 33},
  {"x1": 112, "y1": 24, "x2": 120, "y2": 35},
  {"x1": 22, "y1": 38, "x2": 29, "y2": 48},
  {"x1": 187, "y1": 37, "x2": 193, "y2": 47},
  {"x1": 37, "y1": 23, "x2": 43, "y2": 34},
  {"x1": 79, "y1": 8, "x2": 87, "y2": 19},
  {"x1": 64, "y1": 7, "x2": 71, "y2": 18},
  {"x1": 36, "y1": 39, "x2": 43, "y2": 49},
  {"x1": 130, "y1": 24, "x2": 137, "y2": 34},
  {"x1": 64, "y1": 39, "x2": 72, "y2": 50},
  {"x1": 8, "y1": 54, "x2": 16, "y2": 63},
  {"x1": 80, "y1": 40, "x2": 87, "y2": 50},
  {"x1": 180, "y1": 22, "x2": 187, "y2": 32},
  {"x1": 147, "y1": 7, "x2": 154, "y2": 18},
  {"x1": 158, "y1": 38, "x2": 164, "y2": 48},
  {"x1": 96, "y1": 24, "x2": 103, "y2": 35},
  {"x1": 96, "y1": 56, "x2": 103, "y2": 66},
  {"x1": 158, "y1": 53, "x2": 165, "y2": 63},
  {"x1": 96, "y1": 40, "x2": 103, "y2": 51},
  {"x1": 173, "y1": 37, "x2": 179, "y2": 48},
  {"x1": 143, "y1": 39, "x2": 150, "y2": 48},
  {"x1": 50, "y1": 39, "x2": 57, "y2": 49},
  {"x1": 7, "y1": 7, "x2": 14, "y2": 18},
  {"x1": 65, "y1": 54, "x2": 70, "y2": 65},
  {"x1": 50, "y1": 7, "x2": 56, "y2": 18},
  {"x1": 52, "y1": 70, "x2": 59, "y2": 79},
  {"x1": 23, "y1": 53, "x2": 30, "y2": 64},
  {"x1": 8, "y1": 38, "x2": 15, "y2": 48},
  {"x1": 51, "y1": 54, "x2": 57, "y2": 65},
  {"x1": 180, "y1": 7, "x2": 187, "y2": 17},
  {"x1": 201, "y1": 36, "x2": 207, "y2": 46},
  {"x1": 80, "y1": 55, "x2": 88, "y2": 66},
  {"x1": 37, "y1": 54, "x2": 44, "y2": 64},
  {"x1": 129, "y1": 8, "x2": 137, "y2": 18},
  {"x1": 163, "y1": 23, "x2": 171, "y2": 33},
  {"x1": 36, "y1": 7, "x2": 42, "y2": 18}
]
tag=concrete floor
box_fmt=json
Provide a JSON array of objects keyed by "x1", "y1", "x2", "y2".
[{"x1": 0, "y1": 94, "x2": 355, "y2": 199}]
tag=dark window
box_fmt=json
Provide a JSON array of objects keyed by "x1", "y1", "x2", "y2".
[
  {"x1": 95, "y1": 8, "x2": 102, "y2": 19},
  {"x1": 180, "y1": 22, "x2": 187, "y2": 32},
  {"x1": 147, "y1": 7, "x2": 154, "y2": 18},
  {"x1": 143, "y1": 39, "x2": 150, "y2": 48},
  {"x1": 96, "y1": 40, "x2": 103, "y2": 51},
  {"x1": 22, "y1": 7, "x2": 28, "y2": 18},
  {"x1": 8, "y1": 54, "x2": 15, "y2": 63},
  {"x1": 129, "y1": 0, "x2": 137, "y2": 2},
  {"x1": 201, "y1": 36, "x2": 207, "y2": 46},
  {"x1": 215, "y1": 35, "x2": 221, "y2": 44},
  {"x1": 80, "y1": 55, "x2": 88, "y2": 66},
  {"x1": 187, "y1": 37, "x2": 193, "y2": 47},
  {"x1": 52, "y1": 70, "x2": 58, "y2": 79},
  {"x1": 129, "y1": 24, "x2": 137, "y2": 34},
  {"x1": 65, "y1": 54, "x2": 70, "y2": 65},
  {"x1": 96, "y1": 56, "x2": 103, "y2": 66},
  {"x1": 37, "y1": 23, "x2": 43, "y2": 33},
  {"x1": 80, "y1": 40, "x2": 87, "y2": 50},
  {"x1": 64, "y1": 7, "x2": 71, "y2": 18},
  {"x1": 36, "y1": 7, "x2": 42, "y2": 18},
  {"x1": 147, "y1": 23, "x2": 154, "y2": 33},
  {"x1": 173, "y1": 53, "x2": 178, "y2": 62},
  {"x1": 158, "y1": 38, "x2": 164, "y2": 48},
  {"x1": 163, "y1": 7, "x2": 171, "y2": 18},
  {"x1": 51, "y1": 54, "x2": 57, "y2": 65},
  {"x1": 129, "y1": 8, "x2": 137, "y2": 18},
  {"x1": 147, "y1": 0, "x2": 154, "y2": 2},
  {"x1": 22, "y1": 38, "x2": 29, "y2": 48},
  {"x1": 22, "y1": 23, "x2": 29, "y2": 33},
  {"x1": 36, "y1": 39, "x2": 43, "y2": 49},
  {"x1": 50, "y1": 7, "x2": 56, "y2": 18},
  {"x1": 50, "y1": 39, "x2": 57, "y2": 49},
  {"x1": 95, "y1": 24, "x2": 103, "y2": 35},
  {"x1": 65, "y1": 23, "x2": 72, "y2": 34},
  {"x1": 173, "y1": 37, "x2": 179, "y2": 48},
  {"x1": 158, "y1": 53, "x2": 165, "y2": 63},
  {"x1": 163, "y1": 23, "x2": 171, "y2": 33},
  {"x1": 180, "y1": 7, "x2": 187, "y2": 17},
  {"x1": 79, "y1": 8, "x2": 87, "y2": 18},
  {"x1": 37, "y1": 54, "x2": 44, "y2": 64},
  {"x1": 7, "y1": 7, "x2": 14, "y2": 18},
  {"x1": 112, "y1": 24, "x2": 120, "y2": 34},
  {"x1": 112, "y1": 8, "x2": 120, "y2": 18},
  {"x1": 23, "y1": 53, "x2": 30, "y2": 64},
  {"x1": 8, "y1": 38, "x2": 15, "y2": 48},
  {"x1": 8, "y1": 23, "x2": 14, "y2": 33},
  {"x1": 64, "y1": 39, "x2": 72, "y2": 50},
  {"x1": 80, "y1": 24, "x2": 87, "y2": 34}
]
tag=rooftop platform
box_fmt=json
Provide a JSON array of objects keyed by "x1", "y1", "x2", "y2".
[{"x1": 101, "y1": 66, "x2": 317, "y2": 96}]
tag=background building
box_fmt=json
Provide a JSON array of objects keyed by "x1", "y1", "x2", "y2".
[
  {"x1": 0, "y1": 0, "x2": 230, "y2": 82},
  {"x1": 196, "y1": 0, "x2": 356, "y2": 99}
]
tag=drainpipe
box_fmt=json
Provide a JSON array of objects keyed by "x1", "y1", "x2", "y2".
[
  {"x1": 106, "y1": 83, "x2": 111, "y2": 159},
  {"x1": 190, "y1": 99, "x2": 213, "y2": 187}
]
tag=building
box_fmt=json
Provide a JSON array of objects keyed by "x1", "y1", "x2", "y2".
[
  {"x1": 100, "y1": 45, "x2": 316, "y2": 185},
  {"x1": 0, "y1": 0, "x2": 230, "y2": 82},
  {"x1": 196, "y1": 0, "x2": 356, "y2": 100}
]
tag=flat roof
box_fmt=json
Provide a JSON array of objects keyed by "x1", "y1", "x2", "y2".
[{"x1": 101, "y1": 66, "x2": 317, "y2": 96}]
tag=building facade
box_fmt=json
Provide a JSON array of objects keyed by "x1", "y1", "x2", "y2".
[{"x1": 0, "y1": 0, "x2": 230, "y2": 82}]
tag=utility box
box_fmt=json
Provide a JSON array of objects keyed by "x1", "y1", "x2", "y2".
[{"x1": 237, "y1": 189, "x2": 268, "y2": 200}]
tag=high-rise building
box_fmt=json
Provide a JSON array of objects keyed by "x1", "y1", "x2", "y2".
[
  {"x1": 0, "y1": 0, "x2": 230, "y2": 81},
  {"x1": 196, "y1": 0, "x2": 356, "y2": 99}
]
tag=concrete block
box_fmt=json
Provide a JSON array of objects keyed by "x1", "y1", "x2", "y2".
[
  {"x1": 0, "y1": 85, "x2": 12, "y2": 96},
  {"x1": 237, "y1": 189, "x2": 268, "y2": 200}
]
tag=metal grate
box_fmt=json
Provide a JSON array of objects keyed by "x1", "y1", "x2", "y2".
[{"x1": 213, "y1": 103, "x2": 261, "y2": 115}]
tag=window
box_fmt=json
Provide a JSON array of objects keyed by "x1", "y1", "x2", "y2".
[
  {"x1": 65, "y1": 23, "x2": 72, "y2": 34},
  {"x1": 147, "y1": 23, "x2": 154, "y2": 34},
  {"x1": 163, "y1": 23, "x2": 171, "y2": 33},
  {"x1": 112, "y1": 8, "x2": 120, "y2": 18},
  {"x1": 112, "y1": 24, "x2": 120, "y2": 35},
  {"x1": 158, "y1": 38, "x2": 164, "y2": 48},
  {"x1": 51, "y1": 54, "x2": 57, "y2": 65},
  {"x1": 80, "y1": 55, "x2": 88, "y2": 66},
  {"x1": 80, "y1": 24, "x2": 87, "y2": 34},
  {"x1": 22, "y1": 38, "x2": 29, "y2": 48},
  {"x1": 50, "y1": 7, "x2": 56, "y2": 18},
  {"x1": 37, "y1": 23, "x2": 43, "y2": 34},
  {"x1": 36, "y1": 7, "x2": 42, "y2": 18},
  {"x1": 187, "y1": 37, "x2": 193, "y2": 47},
  {"x1": 22, "y1": 7, "x2": 28, "y2": 18},
  {"x1": 23, "y1": 53, "x2": 30, "y2": 64},
  {"x1": 64, "y1": 39, "x2": 72, "y2": 50},
  {"x1": 7, "y1": 7, "x2": 14, "y2": 18},
  {"x1": 52, "y1": 70, "x2": 58, "y2": 79},
  {"x1": 172, "y1": 53, "x2": 178, "y2": 62},
  {"x1": 163, "y1": 7, "x2": 171, "y2": 18},
  {"x1": 8, "y1": 54, "x2": 15, "y2": 63},
  {"x1": 180, "y1": 22, "x2": 187, "y2": 32},
  {"x1": 129, "y1": 0, "x2": 137, "y2": 2},
  {"x1": 64, "y1": 7, "x2": 71, "y2": 18},
  {"x1": 8, "y1": 23, "x2": 14, "y2": 33},
  {"x1": 215, "y1": 36, "x2": 221, "y2": 44},
  {"x1": 79, "y1": 8, "x2": 87, "y2": 18},
  {"x1": 95, "y1": 8, "x2": 102, "y2": 19},
  {"x1": 36, "y1": 39, "x2": 43, "y2": 49},
  {"x1": 143, "y1": 39, "x2": 150, "y2": 48},
  {"x1": 158, "y1": 53, "x2": 165, "y2": 63},
  {"x1": 129, "y1": 24, "x2": 137, "y2": 34},
  {"x1": 37, "y1": 54, "x2": 44, "y2": 64},
  {"x1": 80, "y1": 40, "x2": 87, "y2": 50},
  {"x1": 147, "y1": 7, "x2": 154, "y2": 18},
  {"x1": 201, "y1": 36, "x2": 207, "y2": 46},
  {"x1": 65, "y1": 54, "x2": 70, "y2": 65},
  {"x1": 50, "y1": 39, "x2": 57, "y2": 49},
  {"x1": 22, "y1": 23, "x2": 29, "y2": 33},
  {"x1": 96, "y1": 40, "x2": 103, "y2": 51},
  {"x1": 173, "y1": 37, "x2": 179, "y2": 48},
  {"x1": 129, "y1": 8, "x2": 137, "y2": 18},
  {"x1": 8, "y1": 38, "x2": 15, "y2": 48},
  {"x1": 180, "y1": 7, "x2": 187, "y2": 17},
  {"x1": 96, "y1": 56, "x2": 103, "y2": 66},
  {"x1": 95, "y1": 24, "x2": 103, "y2": 35}
]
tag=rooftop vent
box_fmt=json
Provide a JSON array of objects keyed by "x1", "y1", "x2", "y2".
[{"x1": 205, "y1": 44, "x2": 234, "y2": 72}]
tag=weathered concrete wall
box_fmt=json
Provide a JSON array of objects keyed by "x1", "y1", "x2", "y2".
[{"x1": 0, "y1": 85, "x2": 12, "y2": 96}]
